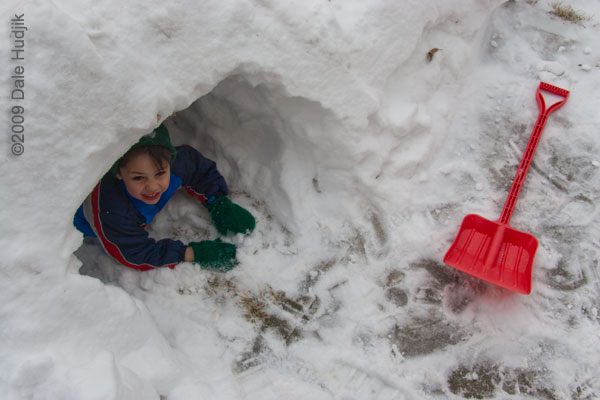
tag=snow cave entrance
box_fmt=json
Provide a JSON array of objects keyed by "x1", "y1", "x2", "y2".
[{"x1": 75, "y1": 73, "x2": 344, "y2": 282}]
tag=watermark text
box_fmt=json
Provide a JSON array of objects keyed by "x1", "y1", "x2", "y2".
[{"x1": 9, "y1": 13, "x2": 27, "y2": 156}]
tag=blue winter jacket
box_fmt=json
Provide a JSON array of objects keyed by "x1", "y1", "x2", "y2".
[{"x1": 73, "y1": 145, "x2": 228, "y2": 270}]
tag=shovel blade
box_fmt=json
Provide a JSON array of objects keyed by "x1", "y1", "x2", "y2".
[{"x1": 444, "y1": 214, "x2": 538, "y2": 294}]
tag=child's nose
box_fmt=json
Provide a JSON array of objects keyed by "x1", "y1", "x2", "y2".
[{"x1": 147, "y1": 179, "x2": 162, "y2": 191}]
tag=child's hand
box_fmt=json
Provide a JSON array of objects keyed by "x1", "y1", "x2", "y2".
[
  {"x1": 207, "y1": 197, "x2": 256, "y2": 235},
  {"x1": 189, "y1": 239, "x2": 238, "y2": 272}
]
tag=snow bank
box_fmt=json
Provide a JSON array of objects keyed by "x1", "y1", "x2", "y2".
[{"x1": 2, "y1": 0, "x2": 599, "y2": 398}]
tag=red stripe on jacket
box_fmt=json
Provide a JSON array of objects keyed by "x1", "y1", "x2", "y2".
[
  {"x1": 91, "y1": 184, "x2": 176, "y2": 271},
  {"x1": 183, "y1": 186, "x2": 208, "y2": 203}
]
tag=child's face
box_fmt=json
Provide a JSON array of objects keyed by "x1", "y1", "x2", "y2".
[{"x1": 117, "y1": 153, "x2": 170, "y2": 205}]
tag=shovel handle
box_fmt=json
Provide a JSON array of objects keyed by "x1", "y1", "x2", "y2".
[{"x1": 499, "y1": 82, "x2": 569, "y2": 225}]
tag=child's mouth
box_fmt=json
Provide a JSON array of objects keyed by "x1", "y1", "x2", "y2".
[{"x1": 142, "y1": 192, "x2": 161, "y2": 201}]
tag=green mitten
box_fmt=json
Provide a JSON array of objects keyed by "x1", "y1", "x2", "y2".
[
  {"x1": 189, "y1": 239, "x2": 238, "y2": 272},
  {"x1": 207, "y1": 196, "x2": 256, "y2": 235}
]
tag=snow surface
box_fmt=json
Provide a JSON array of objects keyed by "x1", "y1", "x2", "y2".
[{"x1": 1, "y1": 0, "x2": 599, "y2": 398}]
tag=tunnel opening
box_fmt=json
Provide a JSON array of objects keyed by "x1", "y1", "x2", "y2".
[{"x1": 73, "y1": 72, "x2": 360, "y2": 282}]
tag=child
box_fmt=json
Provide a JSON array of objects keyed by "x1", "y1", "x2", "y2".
[{"x1": 73, "y1": 124, "x2": 255, "y2": 271}]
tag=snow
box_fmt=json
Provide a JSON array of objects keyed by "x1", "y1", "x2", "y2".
[{"x1": 1, "y1": 0, "x2": 600, "y2": 399}]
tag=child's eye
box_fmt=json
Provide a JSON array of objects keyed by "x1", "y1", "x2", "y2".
[
  {"x1": 133, "y1": 176, "x2": 144, "y2": 181},
  {"x1": 156, "y1": 170, "x2": 166, "y2": 177}
]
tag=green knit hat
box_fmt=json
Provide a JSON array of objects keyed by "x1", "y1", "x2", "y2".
[{"x1": 111, "y1": 123, "x2": 177, "y2": 175}]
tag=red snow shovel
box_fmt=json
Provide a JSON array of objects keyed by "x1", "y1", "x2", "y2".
[{"x1": 444, "y1": 82, "x2": 569, "y2": 294}]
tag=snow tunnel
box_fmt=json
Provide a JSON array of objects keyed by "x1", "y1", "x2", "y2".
[{"x1": 73, "y1": 71, "x2": 379, "y2": 281}]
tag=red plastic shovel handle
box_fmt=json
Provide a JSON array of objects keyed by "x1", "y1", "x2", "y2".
[{"x1": 499, "y1": 82, "x2": 569, "y2": 225}]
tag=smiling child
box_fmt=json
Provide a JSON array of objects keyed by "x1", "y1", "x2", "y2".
[{"x1": 73, "y1": 124, "x2": 255, "y2": 271}]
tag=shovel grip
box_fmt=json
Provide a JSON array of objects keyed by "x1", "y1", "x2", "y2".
[{"x1": 499, "y1": 82, "x2": 569, "y2": 225}]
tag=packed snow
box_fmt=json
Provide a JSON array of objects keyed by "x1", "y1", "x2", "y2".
[{"x1": 1, "y1": 0, "x2": 599, "y2": 399}]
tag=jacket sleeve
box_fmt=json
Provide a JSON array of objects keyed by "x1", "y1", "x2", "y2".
[
  {"x1": 82, "y1": 181, "x2": 187, "y2": 271},
  {"x1": 171, "y1": 145, "x2": 228, "y2": 204}
]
